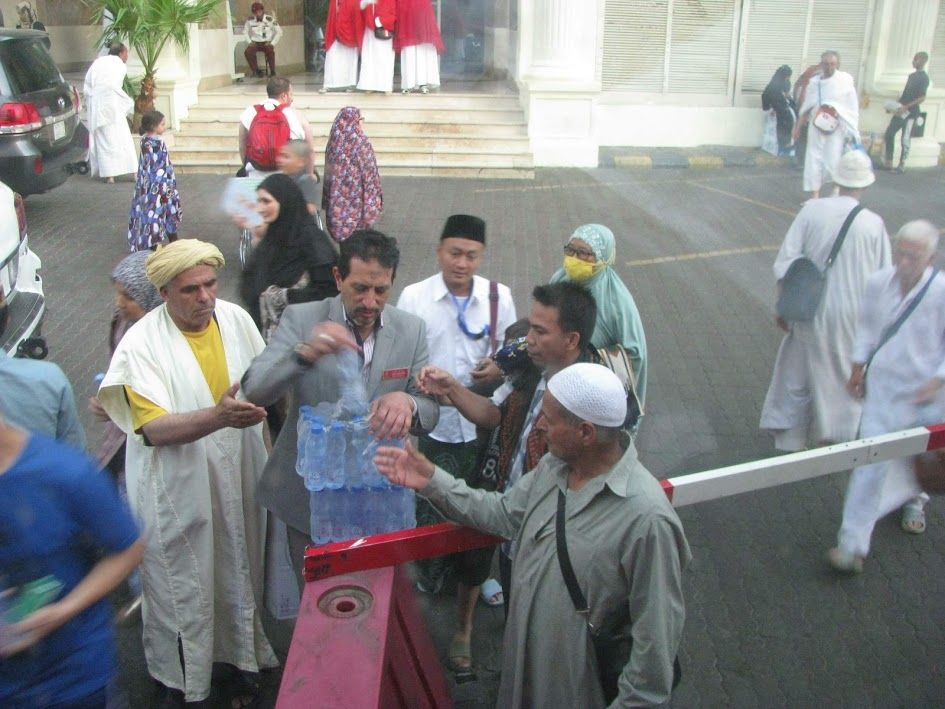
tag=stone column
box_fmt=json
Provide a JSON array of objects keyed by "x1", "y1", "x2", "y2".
[
  {"x1": 516, "y1": 0, "x2": 603, "y2": 166},
  {"x1": 864, "y1": 0, "x2": 943, "y2": 163}
]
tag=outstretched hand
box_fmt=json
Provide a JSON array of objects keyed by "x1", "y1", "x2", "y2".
[
  {"x1": 374, "y1": 439, "x2": 435, "y2": 491},
  {"x1": 215, "y1": 382, "x2": 267, "y2": 429},
  {"x1": 418, "y1": 365, "x2": 458, "y2": 398}
]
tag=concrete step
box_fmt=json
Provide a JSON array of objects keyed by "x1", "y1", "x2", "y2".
[
  {"x1": 170, "y1": 147, "x2": 533, "y2": 168},
  {"x1": 193, "y1": 92, "x2": 523, "y2": 112},
  {"x1": 171, "y1": 134, "x2": 531, "y2": 154},
  {"x1": 175, "y1": 121, "x2": 528, "y2": 138},
  {"x1": 183, "y1": 106, "x2": 526, "y2": 124},
  {"x1": 172, "y1": 160, "x2": 534, "y2": 179}
]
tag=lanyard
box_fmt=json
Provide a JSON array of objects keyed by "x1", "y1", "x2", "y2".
[{"x1": 449, "y1": 292, "x2": 488, "y2": 340}]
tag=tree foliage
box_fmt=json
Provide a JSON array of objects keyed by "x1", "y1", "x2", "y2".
[{"x1": 84, "y1": 0, "x2": 221, "y2": 112}]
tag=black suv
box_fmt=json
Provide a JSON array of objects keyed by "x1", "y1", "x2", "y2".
[{"x1": 0, "y1": 29, "x2": 88, "y2": 196}]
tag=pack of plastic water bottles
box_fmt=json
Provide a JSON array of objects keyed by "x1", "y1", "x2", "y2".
[{"x1": 298, "y1": 349, "x2": 416, "y2": 545}]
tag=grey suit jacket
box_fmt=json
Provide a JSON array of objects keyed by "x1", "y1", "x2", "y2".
[{"x1": 242, "y1": 295, "x2": 439, "y2": 533}]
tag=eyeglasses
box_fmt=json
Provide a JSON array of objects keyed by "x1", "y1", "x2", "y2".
[{"x1": 563, "y1": 244, "x2": 596, "y2": 262}]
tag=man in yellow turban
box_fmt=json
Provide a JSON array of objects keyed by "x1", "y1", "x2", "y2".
[{"x1": 97, "y1": 239, "x2": 278, "y2": 704}]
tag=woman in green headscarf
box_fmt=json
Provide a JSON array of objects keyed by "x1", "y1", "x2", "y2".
[{"x1": 550, "y1": 223, "x2": 648, "y2": 405}]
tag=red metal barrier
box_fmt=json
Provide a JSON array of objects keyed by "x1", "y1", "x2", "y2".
[{"x1": 277, "y1": 565, "x2": 453, "y2": 709}]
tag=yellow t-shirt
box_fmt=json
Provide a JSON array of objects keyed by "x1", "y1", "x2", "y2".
[{"x1": 126, "y1": 318, "x2": 230, "y2": 432}]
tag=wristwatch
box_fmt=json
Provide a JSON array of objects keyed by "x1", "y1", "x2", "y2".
[{"x1": 294, "y1": 343, "x2": 317, "y2": 367}]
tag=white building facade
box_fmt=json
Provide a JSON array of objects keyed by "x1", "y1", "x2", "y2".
[{"x1": 29, "y1": 0, "x2": 945, "y2": 168}]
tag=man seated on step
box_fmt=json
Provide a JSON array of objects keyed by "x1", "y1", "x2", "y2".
[{"x1": 238, "y1": 76, "x2": 315, "y2": 179}]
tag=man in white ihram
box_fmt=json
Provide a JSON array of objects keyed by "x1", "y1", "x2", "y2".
[
  {"x1": 82, "y1": 43, "x2": 138, "y2": 183},
  {"x1": 760, "y1": 150, "x2": 889, "y2": 451},
  {"x1": 794, "y1": 50, "x2": 860, "y2": 198},
  {"x1": 828, "y1": 220, "x2": 945, "y2": 573}
]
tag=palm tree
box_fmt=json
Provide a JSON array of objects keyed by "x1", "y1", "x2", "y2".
[{"x1": 85, "y1": 0, "x2": 221, "y2": 115}]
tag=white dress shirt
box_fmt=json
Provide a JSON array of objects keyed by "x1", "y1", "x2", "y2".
[{"x1": 398, "y1": 273, "x2": 516, "y2": 443}]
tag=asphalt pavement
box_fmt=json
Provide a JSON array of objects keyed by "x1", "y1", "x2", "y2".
[{"x1": 20, "y1": 161, "x2": 945, "y2": 707}]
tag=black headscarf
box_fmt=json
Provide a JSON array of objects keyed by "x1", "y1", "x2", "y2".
[
  {"x1": 240, "y1": 173, "x2": 338, "y2": 325},
  {"x1": 762, "y1": 65, "x2": 792, "y2": 111}
]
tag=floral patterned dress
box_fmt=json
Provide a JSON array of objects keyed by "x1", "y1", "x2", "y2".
[
  {"x1": 322, "y1": 106, "x2": 383, "y2": 242},
  {"x1": 127, "y1": 135, "x2": 182, "y2": 251}
]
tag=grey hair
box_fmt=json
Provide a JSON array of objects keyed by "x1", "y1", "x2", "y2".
[
  {"x1": 894, "y1": 219, "x2": 939, "y2": 257},
  {"x1": 821, "y1": 50, "x2": 840, "y2": 61}
]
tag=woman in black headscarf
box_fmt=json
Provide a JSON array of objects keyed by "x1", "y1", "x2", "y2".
[
  {"x1": 762, "y1": 65, "x2": 796, "y2": 155},
  {"x1": 241, "y1": 173, "x2": 338, "y2": 341}
]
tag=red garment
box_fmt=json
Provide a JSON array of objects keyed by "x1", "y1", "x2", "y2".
[
  {"x1": 325, "y1": 0, "x2": 364, "y2": 50},
  {"x1": 361, "y1": 0, "x2": 396, "y2": 33},
  {"x1": 394, "y1": 0, "x2": 444, "y2": 52}
]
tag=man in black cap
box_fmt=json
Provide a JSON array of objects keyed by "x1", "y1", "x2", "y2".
[{"x1": 397, "y1": 214, "x2": 517, "y2": 676}]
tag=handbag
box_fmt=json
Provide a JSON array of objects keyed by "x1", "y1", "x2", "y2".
[
  {"x1": 812, "y1": 81, "x2": 839, "y2": 133},
  {"x1": 374, "y1": 26, "x2": 393, "y2": 40},
  {"x1": 596, "y1": 344, "x2": 643, "y2": 425},
  {"x1": 555, "y1": 490, "x2": 681, "y2": 702},
  {"x1": 776, "y1": 205, "x2": 864, "y2": 322}
]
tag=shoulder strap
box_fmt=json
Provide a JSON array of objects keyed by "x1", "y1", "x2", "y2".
[
  {"x1": 867, "y1": 268, "x2": 940, "y2": 369},
  {"x1": 253, "y1": 104, "x2": 265, "y2": 115},
  {"x1": 825, "y1": 204, "x2": 864, "y2": 269},
  {"x1": 488, "y1": 280, "x2": 499, "y2": 356},
  {"x1": 556, "y1": 489, "x2": 588, "y2": 613}
]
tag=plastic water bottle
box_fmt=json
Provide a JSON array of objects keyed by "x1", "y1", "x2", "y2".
[
  {"x1": 337, "y1": 348, "x2": 369, "y2": 418},
  {"x1": 310, "y1": 491, "x2": 332, "y2": 545},
  {"x1": 296, "y1": 407, "x2": 312, "y2": 476},
  {"x1": 347, "y1": 418, "x2": 371, "y2": 488},
  {"x1": 362, "y1": 438, "x2": 387, "y2": 489},
  {"x1": 304, "y1": 422, "x2": 327, "y2": 491},
  {"x1": 325, "y1": 421, "x2": 347, "y2": 490},
  {"x1": 340, "y1": 488, "x2": 366, "y2": 540}
]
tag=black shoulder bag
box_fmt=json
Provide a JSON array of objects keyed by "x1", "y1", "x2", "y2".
[
  {"x1": 776, "y1": 204, "x2": 864, "y2": 322},
  {"x1": 555, "y1": 490, "x2": 681, "y2": 703}
]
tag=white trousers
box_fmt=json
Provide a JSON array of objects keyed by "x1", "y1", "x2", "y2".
[
  {"x1": 323, "y1": 42, "x2": 359, "y2": 89},
  {"x1": 357, "y1": 29, "x2": 395, "y2": 92},
  {"x1": 837, "y1": 457, "x2": 929, "y2": 557},
  {"x1": 803, "y1": 124, "x2": 846, "y2": 192},
  {"x1": 400, "y1": 44, "x2": 440, "y2": 90}
]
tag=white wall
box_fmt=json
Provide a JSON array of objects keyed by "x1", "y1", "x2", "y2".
[{"x1": 594, "y1": 104, "x2": 764, "y2": 148}]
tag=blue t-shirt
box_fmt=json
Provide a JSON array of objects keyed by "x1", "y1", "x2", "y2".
[{"x1": 0, "y1": 434, "x2": 139, "y2": 708}]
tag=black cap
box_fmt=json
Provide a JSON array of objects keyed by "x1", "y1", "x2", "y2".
[{"x1": 441, "y1": 214, "x2": 486, "y2": 244}]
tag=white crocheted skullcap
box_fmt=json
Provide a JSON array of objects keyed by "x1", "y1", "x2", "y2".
[{"x1": 547, "y1": 363, "x2": 626, "y2": 428}]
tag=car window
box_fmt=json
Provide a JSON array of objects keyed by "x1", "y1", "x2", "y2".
[{"x1": 0, "y1": 39, "x2": 63, "y2": 96}]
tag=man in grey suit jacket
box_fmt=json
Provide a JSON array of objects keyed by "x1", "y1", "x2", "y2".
[{"x1": 243, "y1": 230, "x2": 439, "y2": 579}]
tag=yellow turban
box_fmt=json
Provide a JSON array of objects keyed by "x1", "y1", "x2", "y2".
[{"x1": 145, "y1": 239, "x2": 226, "y2": 289}]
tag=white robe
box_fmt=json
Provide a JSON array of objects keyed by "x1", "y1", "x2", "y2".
[
  {"x1": 800, "y1": 71, "x2": 859, "y2": 192},
  {"x1": 99, "y1": 300, "x2": 278, "y2": 702},
  {"x1": 323, "y1": 41, "x2": 359, "y2": 89},
  {"x1": 400, "y1": 43, "x2": 440, "y2": 89},
  {"x1": 357, "y1": 28, "x2": 395, "y2": 92},
  {"x1": 837, "y1": 266, "x2": 945, "y2": 556},
  {"x1": 82, "y1": 55, "x2": 138, "y2": 178},
  {"x1": 760, "y1": 196, "x2": 890, "y2": 450}
]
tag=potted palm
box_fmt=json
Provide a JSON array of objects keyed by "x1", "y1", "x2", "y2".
[{"x1": 84, "y1": 0, "x2": 221, "y2": 116}]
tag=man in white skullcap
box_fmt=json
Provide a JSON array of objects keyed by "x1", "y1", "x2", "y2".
[
  {"x1": 98, "y1": 239, "x2": 278, "y2": 704},
  {"x1": 761, "y1": 149, "x2": 890, "y2": 452},
  {"x1": 375, "y1": 362, "x2": 691, "y2": 707}
]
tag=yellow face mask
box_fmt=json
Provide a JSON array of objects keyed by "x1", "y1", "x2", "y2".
[{"x1": 563, "y1": 255, "x2": 596, "y2": 282}]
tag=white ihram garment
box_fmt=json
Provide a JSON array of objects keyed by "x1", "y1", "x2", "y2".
[
  {"x1": 400, "y1": 44, "x2": 440, "y2": 89},
  {"x1": 760, "y1": 196, "x2": 890, "y2": 450},
  {"x1": 837, "y1": 266, "x2": 945, "y2": 557},
  {"x1": 800, "y1": 71, "x2": 859, "y2": 192},
  {"x1": 98, "y1": 300, "x2": 278, "y2": 702},
  {"x1": 82, "y1": 55, "x2": 138, "y2": 178},
  {"x1": 323, "y1": 42, "x2": 360, "y2": 88},
  {"x1": 357, "y1": 28, "x2": 395, "y2": 92}
]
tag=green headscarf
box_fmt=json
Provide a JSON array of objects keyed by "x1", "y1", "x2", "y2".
[{"x1": 550, "y1": 224, "x2": 648, "y2": 404}]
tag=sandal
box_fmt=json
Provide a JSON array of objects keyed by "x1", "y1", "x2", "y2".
[
  {"x1": 901, "y1": 505, "x2": 926, "y2": 534},
  {"x1": 448, "y1": 636, "x2": 474, "y2": 675},
  {"x1": 479, "y1": 578, "x2": 504, "y2": 607}
]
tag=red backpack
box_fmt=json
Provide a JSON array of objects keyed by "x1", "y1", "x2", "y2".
[{"x1": 245, "y1": 103, "x2": 290, "y2": 171}]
